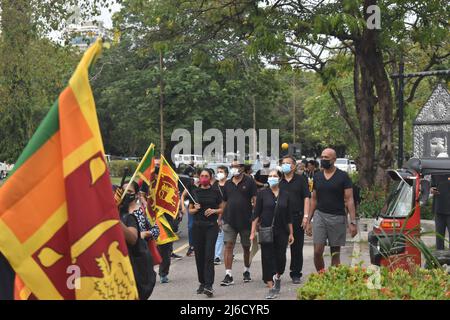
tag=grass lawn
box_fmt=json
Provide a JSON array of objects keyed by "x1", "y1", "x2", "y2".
[{"x1": 110, "y1": 176, "x2": 122, "y2": 186}]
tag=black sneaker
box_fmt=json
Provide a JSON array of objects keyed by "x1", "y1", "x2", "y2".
[
  {"x1": 292, "y1": 276, "x2": 301, "y2": 284},
  {"x1": 171, "y1": 253, "x2": 182, "y2": 260},
  {"x1": 220, "y1": 274, "x2": 234, "y2": 286},
  {"x1": 214, "y1": 257, "x2": 221, "y2": 265},
  {"x1": 203, "y1": 286, "x2": 214, "y2": 298},
  {"x1": 243, "y1": 271, "x2": 252, "y2": 282},
  {"x1": 196, "y1": 284, "x2": 205, "y2": 294},
  {"x1": 265, "y1": 288, "x2": 277, "y2": 299}
]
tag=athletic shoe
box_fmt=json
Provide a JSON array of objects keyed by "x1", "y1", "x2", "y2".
[
  {"x1": 220, "y1": 274, "x2": 234, "y2": 286},
  {"x1": 171, "y1": 253, "x2": 182, "y2": 260},
  {"x1": 196, "y1": 284, "x2": 205, "y2": 294},
  {"x1": 214, "y1": 257, "x2": 221, "y2": 265},
  {"x1": 273, "y1": 275, "x2": 281, "y2": 294},
  {"x1": 243, "y1": 271, "x2": 252, "y2": 283},
  {"x1": 203, "y1": 286, "x2": 214, "y2": 298},
  {"x1": 265, "y1": 289, "x2": 277, "y2": 299},
  {"x1": 292, "y1": 276, "x2": 301, "y2": 284},
  {"x1": 160, "y1": 275, "x2": 169, "y2": 284}
]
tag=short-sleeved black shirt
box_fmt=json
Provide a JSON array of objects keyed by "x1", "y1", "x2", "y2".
[
  {"x1": 432, "y1": 174, "x2": 450, "y2": 215},
  {"x1": 222, "y1": 175, "x2": 257, "y2": 231},
  {"x1": 253, "y1": 188, "x2": 292, "y2": 235},
  {"x1": 279, "y1": 173, "x2": 311, "y2": 217},
  {"x1": 190, "y1": 186, "x2": 223, "y2": 223},
  {"x1": 120, "y1": 212, "x2": 140, "y2": 255},
  {"x1": 212, "y1": 181, "x2": 226, "y2": 201},
  {"x1": 313, "y1": 169, "x2": 353, "y2": 215}
]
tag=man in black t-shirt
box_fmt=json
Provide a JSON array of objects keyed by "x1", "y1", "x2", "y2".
[
  {"x1": 220, "y1": 160, "x2": 257, "y2": 286},
  {"x1": 279, "y1": 155, "x2": 311, "y2": 284},
  {"x1": 431, "y1": 174, "x2": 450, "y2": 250},
  {"x1": 303, "y1": 148, "x2": 357, "y2": 272}
]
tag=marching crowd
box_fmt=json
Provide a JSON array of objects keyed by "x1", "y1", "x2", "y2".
[{"x1": 118, "y1": 147, "x2": 359, "y2": 300}]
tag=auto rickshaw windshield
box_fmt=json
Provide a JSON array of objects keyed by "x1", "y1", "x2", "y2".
[{"x1": 380, "y1": 180, "x2": 414, "y2": 218}]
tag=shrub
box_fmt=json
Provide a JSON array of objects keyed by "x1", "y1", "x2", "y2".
[
  {"x1": 358, "y1": 186, "x2": 387, "y2": 218},
  {"x1": 297, "y1": 264, "x2": 450, "y2": 300},
  {"x1": 108, "y1": 160, "x2": 138, "y2": 178}
]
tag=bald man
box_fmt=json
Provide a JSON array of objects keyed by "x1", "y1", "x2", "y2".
[{"x1": 302, "y1": 148, "x2": 357, "y2": 272}]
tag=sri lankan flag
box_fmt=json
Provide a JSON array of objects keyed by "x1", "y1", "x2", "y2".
[
  {"x1": 153, "y1": 156, "x2": 180, "y2": 220},
  {"x1": 0, "y1": 39, "x2": 138, "y2": 300},
  {"x1": 136, "y1": 143, "x2": 155, "y2": 186}
]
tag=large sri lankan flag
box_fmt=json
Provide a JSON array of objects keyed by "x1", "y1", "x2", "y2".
[{"x1": 0, "y1": 39, "x2": 138, "y2": 300}]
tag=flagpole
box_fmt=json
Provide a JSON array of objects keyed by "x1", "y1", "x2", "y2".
[
  {"x1": 160, "y1": 155, "x2": 198, "y2": 205},
  {"x1": 121, "y1": 143, "x2": 155, "y2": 200}
]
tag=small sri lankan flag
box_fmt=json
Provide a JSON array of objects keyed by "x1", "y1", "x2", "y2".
[
  {"x1": 0, "y1": 39, "x2": 138, "y2": 300},
  {"x1": 136, "y1": 143, "x2": 155, "y2": 187}
]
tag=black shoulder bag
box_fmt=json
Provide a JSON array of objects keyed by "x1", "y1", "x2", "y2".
[{"x1": 258, "y1": 195, "x2": 279, "y2": 244}]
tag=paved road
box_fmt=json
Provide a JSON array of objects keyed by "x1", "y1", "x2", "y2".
[{"x1": 151, "y1": 215, "x2": 362, "y2": 300}]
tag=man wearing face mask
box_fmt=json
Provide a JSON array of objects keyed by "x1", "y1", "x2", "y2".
[
  {"x1": 303, "y1": 148, "x2": 357, "y2": 272},
  {"x1": 220, "y1": 160, "x2": 257, "y2": 286},
  {"x1": 279, "y1": 155, "x2": 310, "y2": 284}
]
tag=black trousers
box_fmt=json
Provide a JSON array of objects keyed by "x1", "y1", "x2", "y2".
[
  {"x1": 436, "y1": 213, "x2": 450, "y2": 250},
  {"x1": 0, "y1": 253, "x2": 14, "y2": 300},
  {"x1": 261, "y1": 231, "x2": 289, "y2": 283},
  {"x1": 192, "y1": 222, "x2": 219, "y2": 287},
  {"x1": 157, "y1": 242, "x2": 173, "y2": 277},
  {"x1": 289, "y1": 215, "x2": 304, "y2": 278}
]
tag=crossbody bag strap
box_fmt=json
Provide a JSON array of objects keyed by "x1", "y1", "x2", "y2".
[{"x1": 271, "y1": 193, "x2": 280, "y2": 228}]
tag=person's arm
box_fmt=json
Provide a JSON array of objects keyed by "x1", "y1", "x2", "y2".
[
  {"x1": 189, "y1": 202, "x2": 201, "y2": 214},
  {"x1": 345, "y1": 188, "x2": 358, "y2": 237},
  {"x1": 120, "y1": 221, "x2": 138, "y2": 245},
  {"x1": 288, "y1": 223, "x2": 294, "y2": 245},
  {"x1": 250, "y1": 217, "x2": 259, "y2": 241},
  {"x1": 181, "y1": 190, "x2": 188, "y2": 214}
]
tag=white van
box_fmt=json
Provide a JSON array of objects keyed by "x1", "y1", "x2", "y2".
[
  {"x1": 335, "y1": 158, "x2": 352, "y2": 173},
  {"x1": 174, "y1": 154, "x2": 204, "y2": 168}
]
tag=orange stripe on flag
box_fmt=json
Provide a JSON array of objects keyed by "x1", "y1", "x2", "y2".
[
  {"x1": 0, "y1": 135, "x2": 65, "y2": 243},
  {"x1": 59, "y1": 87, "x2": 94, "y2": 159}
]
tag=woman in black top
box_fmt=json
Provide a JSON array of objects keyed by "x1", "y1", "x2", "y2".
[
  {"x1": 189, "y1": 169, "x2": 224, "y2": 297},
  {"x1": 250, "y1": 169, "x2": 294, "y2": 299},
  {"x1": 119, "y1": 181, "x2": 156, "y2": 300}
]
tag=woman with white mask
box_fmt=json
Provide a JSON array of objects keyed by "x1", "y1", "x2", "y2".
[{"x1": 250, "y1": 169, "x2": 294, "y2": 299}]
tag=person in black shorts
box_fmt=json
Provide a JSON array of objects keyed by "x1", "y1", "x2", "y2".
[{"x1": 303, "y1": 148, "x2": 358, "y2": 272}]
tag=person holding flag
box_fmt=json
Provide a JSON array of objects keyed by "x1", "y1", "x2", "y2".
[
  {"x1": 0, "y1": 39, "x2": 138, "y2": 300},
  {"x1": 189, "y1": 169, "x2": 224, "y2": 297}
]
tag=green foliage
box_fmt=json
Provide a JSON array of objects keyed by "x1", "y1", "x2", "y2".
[
  {"x1": 358, "y1": 186, "x2": 387, "y2": 218},
  {"x1": 108, "y1": 160, "x2": 138, "y2": 178},
  {"x1": 297, "y1": 264, "x2": 450, "y2": 300}
]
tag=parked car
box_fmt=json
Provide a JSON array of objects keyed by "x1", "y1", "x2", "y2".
[
  {"x1": 335, "y1": 158, "x2": 352, "y2": 173},
  {"x1": 350, "y1": 160, "x2": 357, "y2": 172}
]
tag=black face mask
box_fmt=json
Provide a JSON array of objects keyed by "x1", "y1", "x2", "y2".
[
  {"x1": 321, "y1": 159, "x2": 333, "y2": 169},
  {"x1": 123, "y1": 193, "x2": 136, "y2": 205}
]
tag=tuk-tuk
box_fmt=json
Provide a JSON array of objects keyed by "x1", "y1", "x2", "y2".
[{"x1": 369, "y1": 157, "x2": 450, "y2": 271}]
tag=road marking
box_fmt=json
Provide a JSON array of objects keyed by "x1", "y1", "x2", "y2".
[{"x1": 173, "y1": 242, "x2": 190, "y2": 254}]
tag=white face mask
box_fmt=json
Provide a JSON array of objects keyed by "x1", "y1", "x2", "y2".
[
  {"x1": 216, "y1": 172, "x2": 226, "y2": 181},
  {"x1": 230, "y1": 168, "x2": 240, "y2": 176}
]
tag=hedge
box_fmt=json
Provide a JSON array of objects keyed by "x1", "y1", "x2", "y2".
[
  {"x1": 108, "y1": 160, "x2": 138, "y2": 178},
  {"x1": 297, "y1": 264, "x2": 450, "y2": 300}
]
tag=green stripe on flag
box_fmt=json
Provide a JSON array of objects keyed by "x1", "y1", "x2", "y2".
[
  {"x1": 138, "y1": 145, "x2": 155, "y2": 174},
  {"x1": 9, "y1": 100, "x2": 60, "y2": 176}
]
